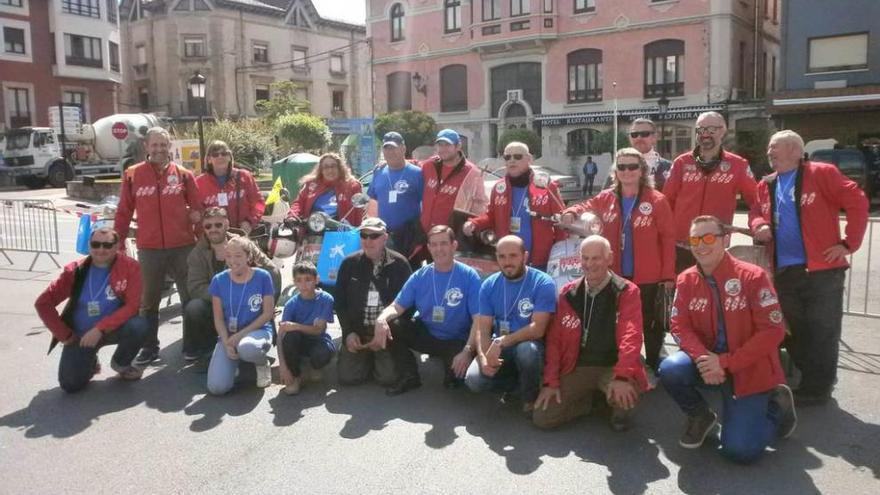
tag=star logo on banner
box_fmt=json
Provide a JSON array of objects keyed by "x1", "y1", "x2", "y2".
[{"x1": 329, "y1": 244, "x2": 345, "y2": 258}]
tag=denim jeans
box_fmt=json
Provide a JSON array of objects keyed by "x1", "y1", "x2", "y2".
[
  {"x1": 465, "y1": 340, "x2": 544, "y2": 402},
  {"x1": 58, "y1": 316, "x2": 149, "y2": 393},
  {"x1": 660, "y1": 351, "x2": 782, "y2": 464},
  {"x1": 182, "y1": 298, "x2": 216, "y2": 355},
  {"x1": 774, "y1": 266, "x2": 845, "y2": 396},
  {"x1": 280, "y1": 331, "x2": 334, "y2": 376},
  {"x1": 206, "y1": 328, "x2": 273, "y2": 395}
]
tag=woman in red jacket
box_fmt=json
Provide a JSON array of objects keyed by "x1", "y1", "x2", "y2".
[
  {"x1": 195, "y1": 140, "x2": 265, "y2": 233},
  {"x1": 562, "y1": 147, "x2": 675, "y2": 373},
  {"x1": 288, "y1": 152, "x2": 363, "y2": 226}
]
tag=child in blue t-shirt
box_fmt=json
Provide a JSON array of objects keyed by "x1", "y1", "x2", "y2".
[{"x1": 278, "y1": 261, "x2": 336, "y2": 395}]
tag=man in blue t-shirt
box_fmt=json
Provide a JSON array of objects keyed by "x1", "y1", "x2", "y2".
[
  {"x1": 465, "y1": 236, "x2": 557, "y2": 412},
  {"x1": 375, "y1": 225, "x2": 482, "y2": 395},
  {"x1": 367, "y1": 132, "x2": 425, "y2": 259}
]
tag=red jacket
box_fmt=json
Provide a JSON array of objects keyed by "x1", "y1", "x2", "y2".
[
  {"x1": 419, "y1": 154, "x2": 488, "y2": 231},
  {"x1": 114, "y1": 161, "x2": 200, "y2": 250},
  {"x1": 748, "y1": 160, "x2": 869, "y2": 272},
  {"x1": 289, "y1": 178, "x2": 364, "y2": 226},
  {"x1": 672, "y1": 253, "x2": 785, "y2": 397},
  {"x1": 470, "y1": 173, "x2": 566, "y2": 266},
  {"x1": 663, "y1": 149, "x2": 764, "y2": 242},
  {"x1": 543, "y1": 274, "x2": 648, "y2": 391},
  {"x1": 564, "y1": 187, "x2": 675, "y2": 284},
  {"x1": 195, "y1": 168, "x2": 265, "y2": 228},
  {"x1": 35, "y1": 254, "x2": 143, "y2": 346}
]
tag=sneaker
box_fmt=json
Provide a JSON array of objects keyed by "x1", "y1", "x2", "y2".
[
  {"x1": 133, "y1": 347, "x2": 159, "y2": 366},
  {"x1": 183, "y1": 350, "x2": 202, "y2": 363},
  {"x1": 679, "y1": 409, "x2": 718, "y2": 449},
  {"x1": 283, "y1": 376, "x2": 302, "y2": 396},
  {"x1": 110, "y1": 361, "x2": 144, "y2": 381},
  {"x1": 255, "y1": 364, "x2": 272, "y2": 388},
  {"x1": 772, "y1": 384, "x2": 798, "y2": 439}
]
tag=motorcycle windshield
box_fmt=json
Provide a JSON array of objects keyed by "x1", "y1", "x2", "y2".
[{"x1": 452, "y1": 167, "x2": 490, "y2": 217}]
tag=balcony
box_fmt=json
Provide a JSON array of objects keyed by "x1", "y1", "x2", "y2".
[
  {"x1": 469, "y1": 12, "x2": 558, "y2": 53},
  {"x1": 66, "y1": 56, "x2": 103, "y2": 69},
  {"x1": 132, "y1": 63, "x2": 149, "y2": 78},
  {"x1": 645, "y1": 82, "x2": 684, "y2": 98}
]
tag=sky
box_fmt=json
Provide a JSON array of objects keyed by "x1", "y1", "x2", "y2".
[{"x1": 311, "y1": 0, "x2": 366, "y2": 26}]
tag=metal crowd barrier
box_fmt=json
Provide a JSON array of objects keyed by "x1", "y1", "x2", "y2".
[
  {"x1": 844, "y1": 217, "x2": 879, "y2": 319},
  {"x1": 0, "y1": 199, "x2": 61, "y2": 271}
]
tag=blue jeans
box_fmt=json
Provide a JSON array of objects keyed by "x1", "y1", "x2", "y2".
[
  {"x1": 659, "y1": 351, "x2": 782, "y2": 464},
  {"x1": 58, "y1": 316, "x2": 149, "y2": 393},
  {"x1": 465, "y1": 340, "x2": 544, "y2": 402},
  {"x1": 206, "y1": 328, "x2": 273, "y2": 395}
]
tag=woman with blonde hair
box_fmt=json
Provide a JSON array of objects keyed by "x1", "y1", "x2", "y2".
[
  {"x1": 288, "y1": 152, "x2": 363, "y2": 226},
  {"x1": 195, "y1": 140, "x2": 265, "y2": 233}
]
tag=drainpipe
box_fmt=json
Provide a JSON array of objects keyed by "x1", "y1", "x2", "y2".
[{"x1": 753, "y1": 0, "x2": 760, "y2": 99}]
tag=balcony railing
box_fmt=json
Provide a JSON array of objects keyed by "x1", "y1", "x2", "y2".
[
  {"x1": 62, "y1": 0, "x2": 100, "y2": 18},
  {"x1": 644, "y1": 82, "x2": 684, "y2": 98},
  {"x1": 568, "y1": 88, "x2": 603, "y2": 103},
  {"x1": 66, "y1": 56, "x2": 103, "y2": 68}
]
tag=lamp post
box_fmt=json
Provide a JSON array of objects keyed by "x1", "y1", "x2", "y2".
[
  {"x1": 657, "y1": 92, "x2": 670, "y2": 157},
  {"x1": 188, "y1": 71, "x2": 207, "y2": 172}
]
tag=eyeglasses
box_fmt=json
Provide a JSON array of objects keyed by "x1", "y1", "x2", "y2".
[
  {"x1": 90, "y1": 240, "x2": 117, "y2": 249},
  {"x1": 203, "y1": 222, "x2": 225, "y2": 230},
  {"x1": 360, "y1": 232, "x2": 383, "y2": 240},
  {"x1": 210, "y1": 151, "x2": 231, "y2": 158},
  {"x1": 503, "y1": 154, "x2": 524, "y2": 161},
  {"x1": 616, "y1": 162, "x2": 641, "y2": 171},
  {"x1": 695, "y1": 126, "x2": 723, "y2": 135},
  {"x1": 629, "y1": 131, "x2": 653, "y2": 138},
  {"x1": 687, "y1": 232, "x2": 724, "y2": 247}
]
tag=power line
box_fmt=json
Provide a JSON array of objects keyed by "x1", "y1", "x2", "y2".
[{"x1": 234, "y1": 39, "x2": 368, "y2": 73}]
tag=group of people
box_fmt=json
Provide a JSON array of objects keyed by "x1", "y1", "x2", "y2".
[{"x1": 34, "y1": 114, "x2": 869, "y2": 465}]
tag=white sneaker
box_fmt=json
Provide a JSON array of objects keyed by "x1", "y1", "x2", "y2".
[{"x1": 255, "y1": 364, "x2": 272, "y2": 388}]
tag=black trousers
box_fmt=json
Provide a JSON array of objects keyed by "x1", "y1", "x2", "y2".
[
  {"x1": 388, "y1": 316, "x2": 465, "y2": 382},
  {"x1": 280, "y1": 332, "x2": 334, "y2": 376},
  {"x1": 637, "y1": 283, "x2": 666, "y2": 370},
  {"x1": 182, "y1": 298, "x2": 216, "y2": 355}
]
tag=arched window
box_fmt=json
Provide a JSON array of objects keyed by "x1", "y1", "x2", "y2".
[
  {"x1": 445, "y1": 1, "x2": 461, "y2": 33},
  {"x1": 440, "y1": 65, "x2": 467, "y2": 112},
  {"x1": 567, "y1": 49, "x2": 603, "y2": 103},
  {"x1": 644, "y1": 39, "x2": 684, "y2": 97},
  {"x1": 387, "y1": 71, "x2": 412, "y2": 111},
  {"x1": 390, "y1": 3, "x2": 404, "y2": 42},
  {"x1": 567, "y1": 128, "x2": 602, "y2": 156},
  {"x1": 490, "y1": 63, "x2": 542, "y2": 117}
]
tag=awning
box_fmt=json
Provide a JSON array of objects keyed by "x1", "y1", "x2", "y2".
[{"x1": 535, "y1": 104, "x2": 724, "y2": 127}]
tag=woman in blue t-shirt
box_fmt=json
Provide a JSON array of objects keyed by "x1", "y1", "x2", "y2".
[{"x1": 206, "y1": 236, "x2": 276, "y2": 395}]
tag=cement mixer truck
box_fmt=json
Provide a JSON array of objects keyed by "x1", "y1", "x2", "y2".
[{"x1": 0, "y1": 113, "x2": 163, "y2": 189}]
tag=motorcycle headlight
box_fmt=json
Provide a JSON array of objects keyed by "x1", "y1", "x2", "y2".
[
  {"x1": 480, "y1": 230, "x2": 497, "y2": 245},
  {"x1": 308, "y1": 213, "x2": 326, "y2": 233}
]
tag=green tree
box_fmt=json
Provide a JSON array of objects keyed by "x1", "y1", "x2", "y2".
[
  {"x1": 733, "y1": 128, "x2": 773, "y2": 180},
  {"x1": 374, "y1": 111, "x2": 437, "y2": 157},
  {"x1": 275, "y1": 113, "x2": 331, "y2": 154},
  {"x1": 255, "y1": 81, "x2": 310, "y2": 121},
  {"x1": 176, "y1": 117, "x2": 277, "y2": 172},
  {"x1": 498, "y1": 128, "x2": 542, "y2": 158},
  {"x1": 592, "y1": 129, "x2": 629, "y2": 155}
]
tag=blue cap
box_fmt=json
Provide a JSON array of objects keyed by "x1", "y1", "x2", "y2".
[
  {"x1": 435, "y1": 128, "x2": 461, "y2": 146},
  {"x1": 382, "y1": 131, "x2": 405, "y2": 148}
]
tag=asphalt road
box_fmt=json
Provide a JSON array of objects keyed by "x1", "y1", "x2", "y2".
[{"x1": 0, "y1": 188, "x2": 877, "y2": 494}]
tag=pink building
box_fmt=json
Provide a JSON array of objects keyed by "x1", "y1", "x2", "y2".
[{"x1": 367, "y1": 0, "x2": 780, "y2": 171}]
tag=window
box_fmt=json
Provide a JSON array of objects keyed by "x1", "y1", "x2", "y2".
[
  {"x1": 332, "y1": 90, "x2": 345, "y2": 112},
  {"x1": 738, "y1": 41, "x2": 746, "y2": 90},
  {"x1": 138, "y1": 87, "x2": 149, "y2": 112},
  {"x1": 255, "y1": 84, "x2": 270, "y2": 104},
  {"x1": 288, "y1": 4, "x2": 311, "y2": 27},
  {"x1": 644, "y1": 39, "x2": 684, "y2": 97},
  {"x1": 387, "y1": 71, "x2": 412, "y2": 112},
  {"x1": 107, "y1": 0, "x2": 117, "y2": 23},
  {"x1": 390, "y1": 3, "x2": 404, "y2": 42},
  {"x1": 510, "y1": 0, "x2": 529, "y2": 16},
  {"x1": 63, "y1": 90, "x2": 87, "y2": 122},
  {"x1": 109, "y1": 41, "x2": 119, "y2": 71},
  {"x1": 174, "y1": 0, "x2": 210, "y2": 10},
  {"x1": 330, "y1": 53, "x2": 344, "y2": 73},
  {"x1": 253, "y1": 42, "x2": 269, "y2": 63},
  {"x1": 490, "y1": 63, "x2": 542, "y2": 116},
  {"x1": 808, "y1": 33, "x2": 868, "y2": 73},
  {"x1": 574, "y1": 0, "x2": 595, "y2": 13},
  {"x1": 771, "y1": 54, "x2": 777, "y2": 92},
  {"x1": 183, "y1": 35, "x2": 206, "y2": 58},
  {"x1": 510, "y1": 20, "x2": 529, "y2": 31},
  {"x1": 567, "y1": 128, "x2": 601, "y2": 156},
  {"x1": 7, "y1": 87, "x2": 31, "y2": 127},
  {"x1": 62, "y1": 0, "x2": 100, "y2": 18},
  {"x1": 292, "y1": 46, "x2": 307, "y2": 68},
  {"x1": 3, "y1": 27, "x2": 24, "y2": 54},
  {"x1": 482, "y1": 0, "x2": 500, "y2": 20},
  {"x1": 568, "y1": 49, "x2": 602, "y2": 102},
  {"x1": 544, "y1": 0, "x2": 553, "y2": 13},
  {"x1": 64, "y1": 33, "x2": 102, "y2": 68},
  {"x1": 295, "y1": 86, "x2": 308, "y2": 105},
  {"x1": 440, "y1": 65, "x2": 468, "y2": 112},
  {"x1": 1, "y1": 1, "x2": 24, "y2": 7},
  {"x1": 445, "y1": 0, "x2": 461, "y2": 33},
  {"x1": 136, "y1": 44, "x2": 146, "y2": 64}
]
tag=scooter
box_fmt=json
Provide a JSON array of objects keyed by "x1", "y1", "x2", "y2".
[{"x1": 540, "y1": 211, "x2": 603, "y2": 293}]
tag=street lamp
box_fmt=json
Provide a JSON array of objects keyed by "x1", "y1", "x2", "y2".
[
  {"x1": 657, "y1": 93, "x2": 670, "y2": 157},
  {"x1": 188, "y1": 71, "x2": 207, "y2": 172}
]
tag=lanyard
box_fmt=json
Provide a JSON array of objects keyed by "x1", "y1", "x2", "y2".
[
  {"x1": 87, "y1": 267, "x2": 111, "y2": 302},
  {"x1": 228, "y1": 270, "x2": 253, "y2": 322},
  {"x1": 502, "y1": 268, "x2": 530, "y2": 320},
  {"x1": 620, "y1": 194, "x2": 638, "y2": 250},
  {"x1": 432, "y1": 263, "x2": 457, "y2": 307}
]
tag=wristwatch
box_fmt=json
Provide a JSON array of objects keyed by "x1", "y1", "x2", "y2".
[{"x1": 463, "y1": 344, "x2": 474, "y2": 353}]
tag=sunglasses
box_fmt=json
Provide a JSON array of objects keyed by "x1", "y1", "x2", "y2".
[
  {"x1": 629, "y1": 131, "x2": 653, "y2": 138},
  {"x1": 687, "y1": 232, "x2": 724, "y2": 247},
  {"x1": 695, "y1": 126, "x2": 723, "y2": 135},
  {"x1": 90, "y1": 240, "x2": 117, "y2": 249},
  {"x1": 503, "y1": 154, "x2": 524, "y2": 161},
  {"x1": 360, "y1": 232, "x2": 383, "y2": 240},
  {"x1": 210, "y1": 151, "x2": 231, "y2": 158},
  {"x1": 203, "y1": 222, "x2": 225, "y2": 230},
  {"x1": 616, "y1": 162, "x2": 641, "y2": 171}
]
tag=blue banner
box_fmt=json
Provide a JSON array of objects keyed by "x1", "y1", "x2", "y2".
[
  {"x1": 316, "y1": 230, "x2": 361, "y2": 286},
  {"x1": 75, "y1": 215, "x2": 92, "y2": 255}
]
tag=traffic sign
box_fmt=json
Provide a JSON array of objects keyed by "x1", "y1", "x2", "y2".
[{"x1": 111, "y1": 122, "x2": 129, "y2": 140}]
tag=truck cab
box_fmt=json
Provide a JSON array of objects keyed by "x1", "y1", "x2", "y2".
[{"x1": 0, "y1": 127, "x2": 72, "y2": 189}]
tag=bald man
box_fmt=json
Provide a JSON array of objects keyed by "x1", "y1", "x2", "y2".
[
  {"x1": 533, "y1": 236, "x2": 647, "y2": 431},
  {"x1": 465, "y1": 236, "x2": 558, "y2": 413}
]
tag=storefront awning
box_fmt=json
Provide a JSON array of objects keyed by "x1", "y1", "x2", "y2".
[{"x1": 535, "y1": 104, "x2": 724, "y2": 127}]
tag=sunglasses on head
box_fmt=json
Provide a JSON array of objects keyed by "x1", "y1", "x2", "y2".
[
  {"x1": 90, "y1": 240, "x2": 117, "y2": 249},
  {"x1": 687, "y1": 232, "x2": 724, "y2": 247},
  {"x1": 360, "y1": 232, "x2": 383, "y2": 240},
  {"x1": 629, "y1": 131, "x2": 653, "y2": 138},
  {"x1": 616, "y1": 162, "x2": 641, "y2": 171},
  {"x1": 203, "y1": 222, "x2": 225, "y2": 230},
  {"x1": 210, "y1": 150, "x2": 231, "y2": 158},
  {"x1": 503, "y1": 154, "x2": 524, "y2": 161}
]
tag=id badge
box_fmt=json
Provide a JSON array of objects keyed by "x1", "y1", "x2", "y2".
[
  {"x1": 389, "y1": 191, "x2": 398, "y2": 204},
  {"x1": 87, "y1": 301, "x2": 100, "y2": 317},
  {"x1": 228, "y1": 317, "x2": 238, "y2": 333},
  {"x1": 432, "y1": 305, "x2": 445, "y2": 323},
  {"x1": 510, "y1": 216, "x2": 521, "y2": 233},
  {"x1": 217, "y1": 192, "x2": 229, "y2": 206},
  {"x1": 367, "y1": 290, "x2": 380, "y2": 307},
  {"x1": 499, "y1": 320, "x2": 511, "y2": 336}
]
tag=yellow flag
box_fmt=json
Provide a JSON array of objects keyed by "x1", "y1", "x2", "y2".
[{"x1": 265, "y1": 177, "x2": 283, "y2": 206}]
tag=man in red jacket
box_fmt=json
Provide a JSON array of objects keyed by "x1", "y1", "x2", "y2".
[
  {"x1": 663, "y1": 112, "x2": 763, "y2": 273},
  {"x1": 462, "y1": 141, "x2": 565, "y2": 270},
  {"x1": 34, "y1": 227, "x2": 148, "y2": 392},
  {"x1": 661, "y1": 215, "x2": 796, "y2": 464},
  {"x1": 114, "y1": 127, "x2": 202, "y2": 365},
  {"x1": 751, "y1": 130, "x2": 869, "y2": 405},
  {"x1": 533, "y1": 235, "x2": 647, "y2": 432}
]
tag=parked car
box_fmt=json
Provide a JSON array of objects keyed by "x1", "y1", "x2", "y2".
[{"x1": 809, "y1": 148, "x2": 874, "y2": 200}]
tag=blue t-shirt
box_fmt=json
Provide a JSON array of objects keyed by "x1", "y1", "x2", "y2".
[
  {"x1": 312, "y1": 189, "x2": 338, "y2": 218},
  {"x1": 209, "y1": 268, "x2": 275, "y2": 333},
  {"x1": 511, "y1": 186, "x2": 533, "y2": 254},
  {"x1": 774, "y1": 170, "x2": 806, "y2": 268},
  {"x1": 216, "y1": 174, "x2": 229, "y2": 188},
  {"x1": 367, "y1": 163, "x2": 424, "y2": 230},
  {"x1": 281, "y1": 290, "x2": 335, "y2": 344},
  {"x1": 72, "y1": 265, "x2": 122, "y2": 336},
  {"x1": 621, "y1": 196, "x2": 637, "y2": 277},
  {"x1": 395, "y1": 261, "x2": 482, "y2": 341},
  {"x1": 477, "y1": 267, "x2": 557, "y2": 337}
]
